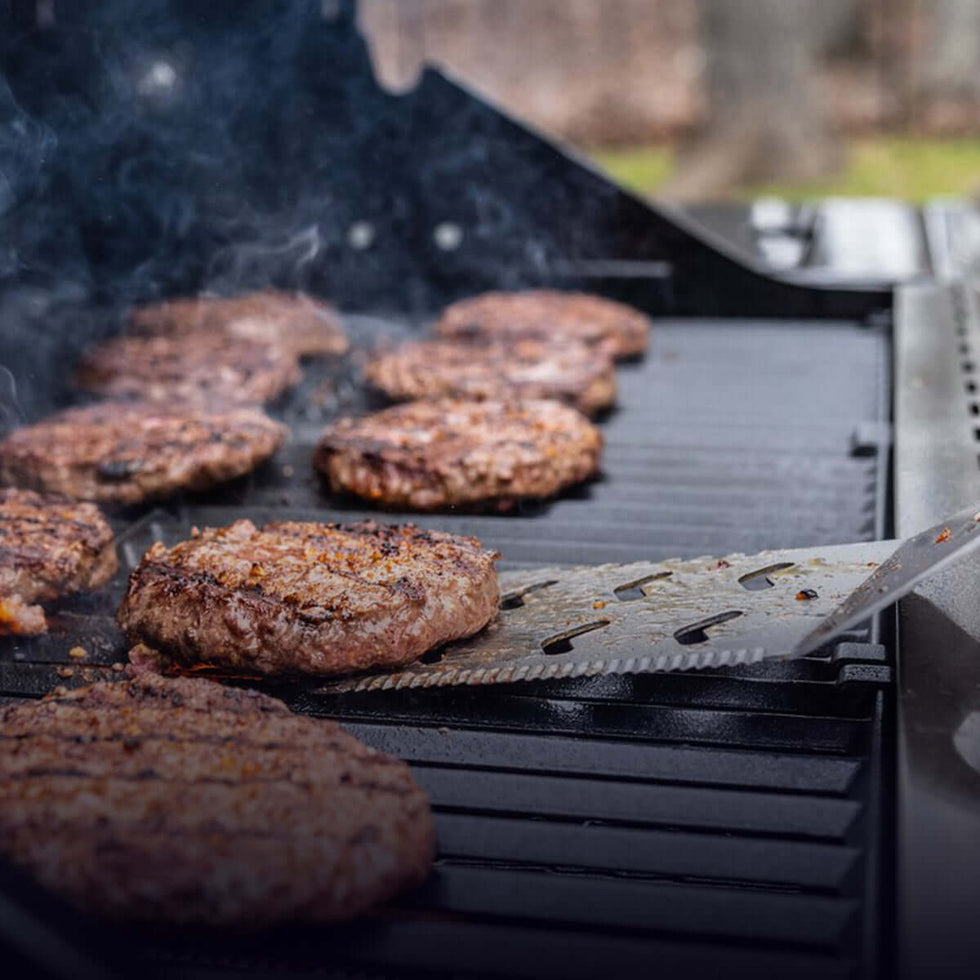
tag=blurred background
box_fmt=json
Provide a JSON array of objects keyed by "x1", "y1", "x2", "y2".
[{"x1": 358, "y1": 0, "x2": 980, "y2": 203}]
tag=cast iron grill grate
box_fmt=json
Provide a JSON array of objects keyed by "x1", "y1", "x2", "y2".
[{"x1": 0, "y1": 315, "x2": 892, "y2": 980}]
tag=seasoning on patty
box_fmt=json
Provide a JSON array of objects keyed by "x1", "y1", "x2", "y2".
[
  {"x1": 0, "y1": 402, "x2": 286, "y2": 505},
  {"x1": 0, "y1": 670, "x2": 434, "y2": 924},
  {"x1": 75, "y1": 330, "x2": 301, "y2": 405},
  {"x1": 128, "y1": 290, "x2": 348, "y2": 359},
  {"x1": 436, "y1": 289, "x2": 650, "y2": 359},
  {"x1": 0, "y1": 488, "x2": 117, "y2": 635},
  {"x1": 365, "y1": 336, "x2": 616, "y2": 416},
  {"x1": 117, "y1": 519, "x2": 500, "y2": 677},
  {"x1": 315, "y1": 398, "x2": 603, "y2": 512}
]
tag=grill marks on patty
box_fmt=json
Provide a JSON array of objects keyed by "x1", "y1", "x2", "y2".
[
  {"x1": 76, "y1": 330, "x2": 301, "y2": 406},
  {"x1": 315, "y1": 398, "x2": 603, "y2": 512},
  {"x1": 128, "y1": 290, "x2": 349, "y2": 360},
  {"x1": 436, "y1": 289, "x2": 650, "y2": 360},
  {"x1": 117, "y1": 519, "x2": 500, "y2": 677},
  {"x1": 0, "y1": 488, "x2": 117, "y2": 635},
  {"x1": 0, "y1": 403, "x2": 286, "y2": 505},
  {"x1": 0, "y1": 671, "x2": 435, "y2": 925},
  {"x1": 365, "y1": 336, "x2": 617, "y2": 416}
]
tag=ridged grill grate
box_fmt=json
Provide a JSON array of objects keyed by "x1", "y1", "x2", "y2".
[{"x1": 0, "y1": 315, "x2": 892, "y2": 980}]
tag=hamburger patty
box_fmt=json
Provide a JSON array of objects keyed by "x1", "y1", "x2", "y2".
[
  {"x1": 436, "y1": 289, "x2": 650, "y2": 359},
  {"x1": 0, "y1": 670, "x2": 434, "y2": 924},
  {"x1": 0, "y1": 403, "x2": 286, "y2": 505},
  {"x1": 315, "y1": 398, "x2": 603, "y2": 512},
  {"x1": 0, "y1": 488, "x2": 117, "y2": 635},
  {"x1": 128, "y1": 290, "x2": 349, "y2": 359},
  {"x1": 76, "y1": 330, "x2": 301, "y2": 405},
  {"x1": 365, "y1": 337, "x2": 616, "y2": 416},
  {"x1": 117, "y1": 519, "x2": 499, "y2": 676}
]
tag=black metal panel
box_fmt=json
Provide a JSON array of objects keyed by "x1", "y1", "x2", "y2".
[{"x1": 0, "y1": 0, "x2": 890, "y2": 325}]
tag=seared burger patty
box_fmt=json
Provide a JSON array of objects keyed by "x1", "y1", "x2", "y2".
[
  {"x1": 0, "y1": 403, "x2": 286, "y2": 505},
  {"x1": 316, "y1": 398, "x2": 603, "y2": 512},
  {"x1": 0, "y1": 488, "x2": 117, "y2": 635},
  {"x1": 365, "y1": 337, "x2": 616, "y2": 416},
  {"x1": 436, "y1": 289, "x2": 650, "y2": 359},
  {"x1": 128, "y1": 290, "x2": 349, "y2": 359},
  {"x1": 117, "y1": 519, "x2": 499, "y2": 676},
  {"x1": 0, "y1": 670, "x2": 434, "y2": 925},
  {"x1": 76, "y1": 330, "x2": 301, "y2": 405}
]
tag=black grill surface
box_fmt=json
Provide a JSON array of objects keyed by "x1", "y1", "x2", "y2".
[{"x1": 0, "y1": 315, "x2": 893, "y2": 980}]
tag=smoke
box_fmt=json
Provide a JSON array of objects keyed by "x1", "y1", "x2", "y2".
[
  {"x1": 0, "y1": 1, "x2": 376, "y2": 308},
  {"x1": 0, "y1": 0, "x2": 396, "y2": 416},
  {"x1": 0, "y1": 0, "x2": 626, "y2": 422},
  {"x1": 206, "y1": 224, "x2": 324, "y2": 294},
  {"x1": 0, "y1": 365, "x2": 23, "y2": 435}
]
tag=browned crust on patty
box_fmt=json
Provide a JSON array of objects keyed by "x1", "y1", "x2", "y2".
[
  {"x1": 0, "y1": 488, "x2": 117, "y2": 634},
  {"x1": 0, "y1": 671, "x2": 434, "y2": 925},
  {"x1": 315, "y1": 398, "x2": 603, "y2": 512},
  {"x1": 117, "y1": 519, "x2": 500, "y2": 677},
  {"x1": 0, "y1": 403, "x2": 286, "y2": 505},
  {"x1": 75, "y1": 330, "x2": 301, "y2": 405},
  {"x1": 128, "y1": 290, "x2": 349, "y2": 359},
  {"x1": 436, "y1": 289, "x2": 650, "y2": 359},
  {"x1": 364, "y1": 337, "x2": 616, "y2": 416}
]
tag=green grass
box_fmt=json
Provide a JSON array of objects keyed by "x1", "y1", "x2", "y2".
[{"x1": 589, "y1": 137, "x2": 980, "y2": 202}]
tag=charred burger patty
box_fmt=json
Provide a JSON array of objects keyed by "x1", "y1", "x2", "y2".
[
  {"x1": 0, "y1": 671, "x2": 434, "y2": 924},
  {"x1": 128, "y1": 289, "x2": 349, "y2": 360},
  {"x1": 436, "y1": 289, "x2": 650, "y2": 359},
  {"x1": 0, "y1": 402, "x2": 286, "y2": 505},
  {"x1": 75, "y1": 330, "x2": 301, "y2": 405},
  {"x1": 315, "y1": 398, "x2": 603, "y2": 512},
  {"x1": 0, "y1": 488, "x2": 117, "y2": 635},
  {"x1": 365, "y1": 336, "x2": 616, "y2": 416},
  {"x1": 117, "y1": 519, "x2": 500, "y2": 676}
]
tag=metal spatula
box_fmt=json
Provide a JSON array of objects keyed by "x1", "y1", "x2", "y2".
[
  {"x1": 790, "y1": 499, "x2": 980, "y2": 657},
  {"x1": 321, "y1": 501, "x2": 980, "y2": 692}
]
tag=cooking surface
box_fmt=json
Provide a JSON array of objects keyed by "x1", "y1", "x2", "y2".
[
  {"x1": 0, "y1": 312, "x2": 892, "y2": 979},
  {"x1": 204, "y1": 315, "x2": 892, "y2": 563}
]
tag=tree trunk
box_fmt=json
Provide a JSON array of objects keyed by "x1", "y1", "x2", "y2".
[
  {"x1": 662, "y1": 0, "x2": 842, "y2": 201},
  {"x1": 919, "y1": 0, "x2": 980, "y2": 102}
]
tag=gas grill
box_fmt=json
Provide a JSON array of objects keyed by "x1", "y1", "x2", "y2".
[{"x1": 1, "y1": 3, "x2": 979, "y2": 979}]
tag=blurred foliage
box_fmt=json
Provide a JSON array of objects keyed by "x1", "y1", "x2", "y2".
[{"x1": 591, "y1": 137, "x2": 980, "y2": 202}]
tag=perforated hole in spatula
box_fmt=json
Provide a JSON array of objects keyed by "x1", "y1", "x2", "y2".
[
  {"x1": 540, "y1": 620, "x2": 611, "y2": 655},
  {"x1": 674, "y1": 610, "x2": 744, "y2": 646},
  {"x1": 500, "y1": 579, "x2": 558, "y2": 610},
  {"x1": 737, "y1": 562, "x2": 795, "y2": 592},
  {"x1": 613, "y1": 571, "x2": 672, "y2": 601}
]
